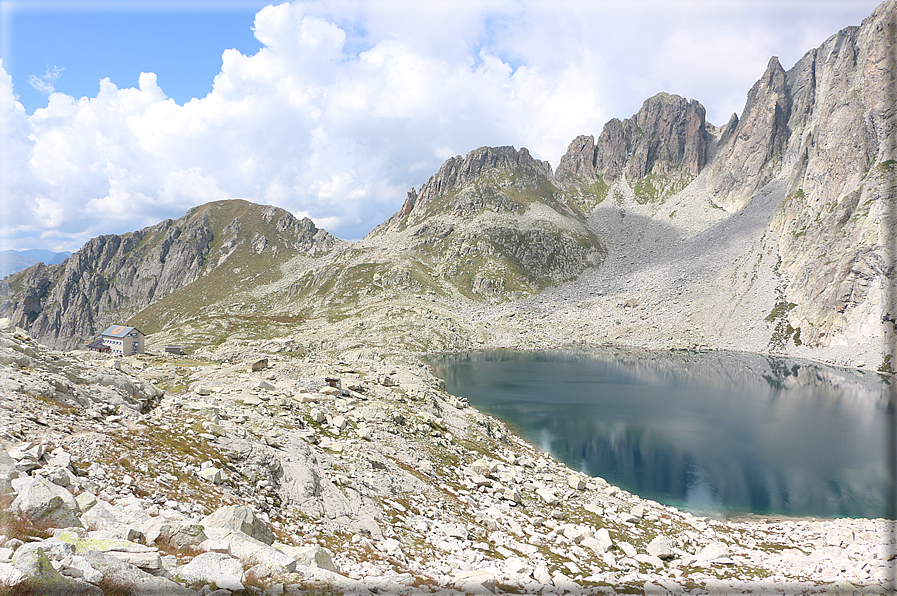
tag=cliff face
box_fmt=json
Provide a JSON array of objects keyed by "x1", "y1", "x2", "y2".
[
  {"x1": 556, "y1": 93, "x2": 709, "y2": 203},
  {"x1": 552, "y1": 0, "x2": 896, "y2": 355},
  {"x1": 0, "y1": 200, "x2": 343, "y2": 350},
  {"x1": 766, "y1": 0, "x2": 895, "y2": 350}
]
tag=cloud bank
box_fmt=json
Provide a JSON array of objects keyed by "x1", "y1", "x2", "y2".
[{"x1": 0, "y1": 0, "x2": 880, "y2": 250}]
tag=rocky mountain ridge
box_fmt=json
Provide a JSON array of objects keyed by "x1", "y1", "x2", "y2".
[
  {"x1": 0, "y1": 200, "x2": 344, "y2": 351},
  {"x1": 0, "y1": 0, "x2": 894, "y2": 370}
]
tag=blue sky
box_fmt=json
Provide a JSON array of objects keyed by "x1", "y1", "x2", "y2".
[
  {"x1": 0, "y1": 0, "x2": 886, "y2": 251},
  {"x1": 4, "y1": 1, "x2": 267, "y2": 114}
]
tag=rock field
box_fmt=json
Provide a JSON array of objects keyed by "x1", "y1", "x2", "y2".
[{"x1": 0, "y1": 324, "x2": 894, "y2": 595}]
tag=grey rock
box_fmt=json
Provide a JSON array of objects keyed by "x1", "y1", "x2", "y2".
[
  {"x1": 84, "y1": 550, "x2": 196, "y2": 596},
  {"x1": 282, "y1": 545, "x2": 338, "y2": 572},
  {"x1": 202, "y1": 527, "x2": 295, "y2": 571},
  {"x1": 647, "y1": 535, "x2": 675, "y2": 559},
  {"x1": 106, "y1": 550, "x2": 162, "y2": 571},
  {"x1": 178, "y1": 552, "x2": 245, "y2": 592},
  {"x1": 10, "y1": 475, "x2": 82, "y2": 528},
  {"x1": 200, "y1": 504, "x2": 275, "y2": 545},
  {"x1": 12, "y1": 543, "x2": 101, "y2": 596}
]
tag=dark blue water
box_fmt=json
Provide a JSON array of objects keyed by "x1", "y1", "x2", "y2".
[{"x1": 427, "y1": 348, "x2": 893, "y2": 519}]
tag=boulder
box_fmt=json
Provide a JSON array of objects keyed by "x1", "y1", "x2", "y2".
[
  {"x1": 647, "y1": 535, "x2": 675, "y2": 559},
  {"x1": 282, "y1": 545, "x2": 338, "y2": 572},
  {"x1": 200, "y1": 505, "x2": 275, "y2": 545},
  {"x1": 535, "y1": 487, "x2": 560, "y2": 506},
  {"x1": 245, "y1": 358, "x2": 268, "y2": 372},
  {"x1": 167, "y1": 524, "x2": 208, "y2": 550},
  {"x1": 75, "y1": 492, "x2": 98, "y2": 513},
  {"x1": 567, "y1": 474, "x2": 586, "y2": 490},
  {"x1": 470, "y1": 459, "x2": 495, "y2": 475},
  {"x1": 697, "y1": 541, "x2": 730, "y2": 563},
  {"x1": 0, "y1": 562, "x2": 27, "y2": 588},
  {"x1": 84, "y1": 550, "x2": 196, "y2": 596},
  {"x1": 107, "y1": 550, "x2": 162, "y2": 571},
  {"x1": 453, "y1": 569, "x2": 497, "y2": 594},
  {"x1": 53, "y1": 528, "x2": 155, "y2": 556},
  {"x1": 10, "y1": 476, "x2": 82, "y2": 528},
  {"x1": 178, "y1": 552, "x2": 245, "y2": 592},
  {"x1": 202, "y1": 527, "x2": 295, "y2": 571},
  {"x1": 199, "y1": 467, "x2": 224, "y2": 484},
  {"x1": 12, "y1": 543, "x2": 101, "y2": 596}
]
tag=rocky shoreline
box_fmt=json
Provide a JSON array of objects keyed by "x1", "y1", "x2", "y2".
[{"x1": 1, "y1": 325, "x2": 894, "y2": 595}]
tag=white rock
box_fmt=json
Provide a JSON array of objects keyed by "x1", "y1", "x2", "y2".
[
  {"x1": 453, "y1": 569, "x2": 497, "y2": 594},
  {"x1": 505, "y1": 556, "x2": 532, "y2": 576},
  {"x1": 0, "y1": 562, "x2": 26, "y2": 588},
  {"x1": 536, "y1": 487, "x2": 560, "y2": 506},
  {"x1": 85, "y1": 550, "x2": 197, "y2": 596},
  {"x1": 567, "y1": 474, "x2": 586, "y2": 490},
  {"x1": 201, "y1": 505, "x2": 275, "y2": 545},
  {"x1": 202, "y1": 527, "x2": 294, "y2": 571},
  {"x1": 470, "y1": 459, "x2": 494, "y2": 475},
  {"x1": 647, "y1": 535, "x2": 675, "y2": 559},
  {"x1": 178, "y1": 552, "x2": 245, "y2": 592},
  {"x1": 533, "y1": 562, "x2": 552, "y2": 584},
  {"x1": 199, "y1": 467, "x2": 224, "y2": 484},
  {"x1": 635, "y1": 553, "x2": 664, "y2": 567},
  {"x1": 69, "y1": 556, "x2": 104, "y2": 584},
  {"x1": 10, "y1": 476, "x2": 82, "y2": 528},
  {"x1": 107, "y1": 550, "x2": 163, "y2": 571},
  {"x1": 281, "y1": 545, "x2": 338, "y2": 572},
  {"x1": 618, "y1": 541, "x2": 637, "y2": 558},
  {"x1": 697, "y1": 541, "x2": 730, "y2": 563}
]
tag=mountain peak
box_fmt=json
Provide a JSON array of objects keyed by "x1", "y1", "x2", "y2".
[{"x1": 556, "y1": 92, "x2": 707, "y2": 203}]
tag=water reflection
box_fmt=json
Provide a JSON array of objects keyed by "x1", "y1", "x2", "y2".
[{"x1": 426, "y1": 348, "x2": 892, "y2": 519}]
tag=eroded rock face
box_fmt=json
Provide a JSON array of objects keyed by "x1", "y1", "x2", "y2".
[
  {"x1": 767, "y1": 1, "x2": 896, "y2": 349},
  {"x1": 556, "y1": 92, "x2": 708, "y2": 193},
  {"x1": 707, "y1": 56, "x2": 791, "y2": 209},
  {"x1": 1, "y1": 200, "x2": 344, "y2": 350},
  {"x1": 380, "y1": 145, "x2": 556, "y2": 230}
]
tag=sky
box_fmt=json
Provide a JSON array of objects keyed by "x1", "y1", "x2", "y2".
[{"x1": 0, "y1": 0, "x2": 886, "y2": 251}]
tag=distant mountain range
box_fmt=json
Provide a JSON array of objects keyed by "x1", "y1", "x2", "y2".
[
  {"x1": 0, "y1": 250, "x2": 72, "y2": 278},
  {"x1": 0, "y1": 0, "x2": 894, "y2": 371}
]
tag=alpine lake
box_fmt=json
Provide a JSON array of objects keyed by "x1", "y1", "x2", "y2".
[{"x1": 425, "y1": 348, "x2": 894, "y2": 520}]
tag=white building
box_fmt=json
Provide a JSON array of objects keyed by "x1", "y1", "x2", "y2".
[{"x1": 100, "y1": 325, "x2": 145, "y2": 356}]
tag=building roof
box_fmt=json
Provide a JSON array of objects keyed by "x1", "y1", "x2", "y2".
[
  {"x1": 100, "y1": 325, "x2": 143, "y2": 338},
  {"x1": 86, "y1": 340, "x2": 107, "y2": 350}
]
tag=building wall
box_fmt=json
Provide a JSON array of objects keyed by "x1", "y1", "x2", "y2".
[{"x1": 102, "y1": 331, "x2": 145, "y2": 355}]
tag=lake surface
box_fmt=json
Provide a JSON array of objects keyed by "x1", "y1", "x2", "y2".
[{"x1": 427, "y1": 348, "x2": 893, "y2": 519}]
